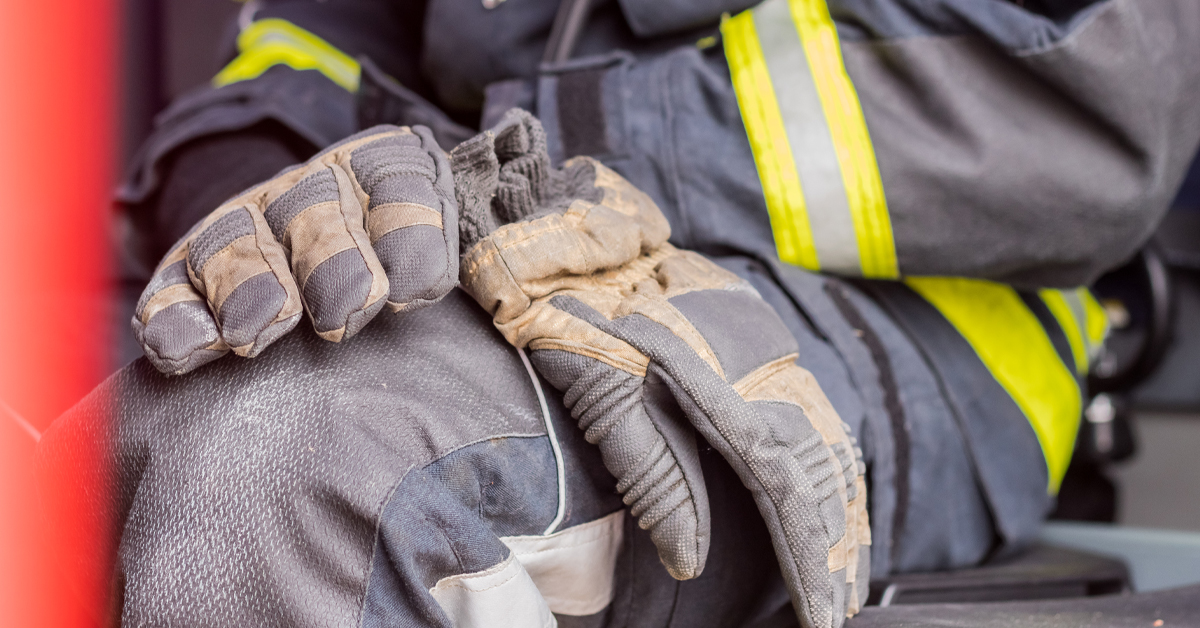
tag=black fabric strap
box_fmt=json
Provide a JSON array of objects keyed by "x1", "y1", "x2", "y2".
[{"x1": 827, "y1": 280, "x2": 911, "y2": 563}]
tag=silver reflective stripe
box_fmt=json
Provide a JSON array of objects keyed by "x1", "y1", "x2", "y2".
[{"x1": 752, "y1": 0, "x2": 861, "y2": 275}]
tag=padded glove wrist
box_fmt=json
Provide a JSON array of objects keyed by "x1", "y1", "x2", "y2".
[
  {"x1": 457, "y1": 110, "x2": 870, "y2": 627},
  {"x1": 132, "y1": 124, "x2": 457, "y2": 375}
]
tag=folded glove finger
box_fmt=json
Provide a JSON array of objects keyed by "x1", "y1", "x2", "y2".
[
  {"x1": 349, "y1": 125, "x2": 458, "y2": 313},
  {"x1": 530, "y1": 348, "x2": 711, "y2": 580},
  {"x1": 779, "y1": 371, "x2": 871, "y2": 616},
  {"x1": 132, "y1": 244, "x2": 229, "y2": 375},
  {"x1": 739, "y1": 363, "x2": 869, "y2": 621},
  {"x1": 262, "y1": 157, "x2": 389, "y2": 342},
  {"x1": 548, "y1": 292, "x2": 858, "y2": 628},
  {"x1": 186, "y1": 203, "x2": 303, "y2": 356}
]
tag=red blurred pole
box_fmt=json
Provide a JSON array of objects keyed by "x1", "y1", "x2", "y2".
[{"x1": 0, "y1": 0, "x2": 118, "y2": 625}]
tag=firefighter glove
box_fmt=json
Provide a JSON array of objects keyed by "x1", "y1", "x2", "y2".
[
  {"x1": 457, "y1": 110, "x2": 870, "y2": 627},
  {"x1": 132, "y1": 124, "x2": 458, "y2": 375}
]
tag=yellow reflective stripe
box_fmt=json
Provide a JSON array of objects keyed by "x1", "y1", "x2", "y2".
[
  {"x1": 907, "y1": 277, "x2": 1082, "y2": 493},
  {"x1": 1080, "y1": 288, "x2": 1110, "y2": 359},
  {"x1": 213, "y1": 18, "x2": 360, "y2": 92},
  {"x1": 786, "y1": 0, "x2": 896, "y2": 279},
  {"x1": 721, "y1": 12, "x2": 820, "y2": 271},
  {"x1": 1040, "y1": 288, "x2": 1089, "y2": 375},
  {"x1": 1039, "y1": 287, "x2": 1111, "y2": 375},
  {"x1": 723, "y1": 0, "x2": 897, "y2": 278}
]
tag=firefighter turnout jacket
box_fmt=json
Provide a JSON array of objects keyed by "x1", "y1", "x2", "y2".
[{"x1": 65, "y1": 0, "x2": 1200, "y2": 625}]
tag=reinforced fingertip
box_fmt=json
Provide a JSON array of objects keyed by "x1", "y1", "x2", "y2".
[
  {"x1": 649, "y1": 504, "x2": 708, "y2": 581},
  {"x1": 242, "y1": 311, "x2": 302, "y2": 357},
  {"x1": 133, "y1": 300, "x2": 228, "y2": 375},
  {"x1": 302, "y1": 248, "x2": 386, "y2": 342},
  {"x1": 373, "y1": 225, "x2": 456, "y2": 306},
  {"x1": 343, "y1": 296, "x2": 387, "y2": 339},
  {"x1": 217, "y1": 271, "x2": 291, "y2": 352}
]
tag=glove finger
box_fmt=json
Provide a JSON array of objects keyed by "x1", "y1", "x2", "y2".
[
  {"x1": 263, "y1": 162, "x2": 389, "y2": 341},
  {"x1": 132, "y1": 246, "x2": 229, "y2": 375},
  {"x1": 551, "y1": 292, "x2": 854, "y2": 628},
  {"x1": 349, "y1": 126, "x2": 458, "y2": 313},
  {"x1": 773, "y1": 370, "x2": 869, "y2": 617},
  {"x1": 187, "y1": 204, "x2": 303, "y2": 356},
  {"x1": 530, "y1": 348, "x2": 711, "y2": 581}
]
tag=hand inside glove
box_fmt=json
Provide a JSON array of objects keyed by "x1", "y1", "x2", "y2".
[
  {"x1": 133, "y1": 124, "x2": 457, "y2": 375},
  {"x1": 454, "y1": 110, "x2": 870, "y2": 627}
]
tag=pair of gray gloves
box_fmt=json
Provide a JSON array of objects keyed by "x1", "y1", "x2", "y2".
[{"x1": 134, "y1": 110, "x2": 869, "y2": 627}]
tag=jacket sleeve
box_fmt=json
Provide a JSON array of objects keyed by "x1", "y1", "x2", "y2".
[
  {"x1": 119, "y1": 0, "x2": 476, "y2": 268},
  {"x1": 723, "y1": 0, "x2": 1200, "y2": 287},
  {"x1": 116, "y1": 0, "x2": 398, "y2": 208}
]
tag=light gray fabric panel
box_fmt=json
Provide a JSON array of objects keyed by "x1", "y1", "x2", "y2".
[
  {"x1": 828, "y1": 0, "x2": 1109, "y2": 47},
  {"x1": 667, "y1": 288, "x2": 797, "y2": 385},
  {"x1": 846, "y1": 0, "x2": 1200, "y2": 287}
]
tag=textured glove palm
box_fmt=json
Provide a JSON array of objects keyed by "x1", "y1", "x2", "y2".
[
  {"x1": 133, "y1": 124, "x2": 457, "y2": 375},
  {"x1": 455, "y1": 111, "x2": 870, "y2": 627}
]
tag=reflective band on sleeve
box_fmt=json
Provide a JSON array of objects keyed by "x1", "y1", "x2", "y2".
[
  {"x1": 722, "y1": 0, "x2": 897, "y2": 278},
  {"x1": 722, "y1": 11, "x2": 820, "y2": 271},
  {"x1": 1040, "y1": 289, "x2": 1089, "y2": 375},
  {"x1": 1039, "y1": 287, "x2": 1109, "y2": 376},
  {"x1": 908, "y1": 277, "x2": 1082, "y2": 493},
  {"x1": 1080, "y1": 288, "x2": 1110, "y2": 361},
  {"x1": 213, "y1": 18, "x2": 360, "y2": 92}
]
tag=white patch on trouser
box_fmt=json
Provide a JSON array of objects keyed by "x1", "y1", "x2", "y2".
[
  {"x1": 429, "y1": 553, "x2": 556, "y2": 628},
  {"x1": 429, "y1": 510, "x2": 626, "y2": 626}
]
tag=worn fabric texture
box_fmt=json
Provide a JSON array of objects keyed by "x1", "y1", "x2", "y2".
[
  {"x1": 455, "y1": 111, "x2": 869, "y2": 627},
  {"x1": 528, "y1": 0, "x2": 1200, "y2": 288},
  {"x1": 132, "y1": 124, "x2": 458, "y2": 375},
  {"x1": 44, "y1": 288, "x2": 831, "y2": 627},
  {"x1": 91, "y1": 0, "x2": 1197, "y2": 622},
  {"x1": 121, "y1": 0, "x2": 1198, "y2": 294}
]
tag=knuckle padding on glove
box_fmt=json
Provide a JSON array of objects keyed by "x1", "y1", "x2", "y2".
[
  {"x1": 531, "y1": 348, "x2": 710, "y2": 580},
  {"x1": 666, "y1": 289, "x2": 798, "y2": 382},
  {"x1": 350, "y1": 129, "x2": 458, "y2": 310},
  {"x1": 264, "y1": 167, "x2": 383, "y2": 339}
]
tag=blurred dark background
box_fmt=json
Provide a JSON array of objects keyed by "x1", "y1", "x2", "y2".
[
  {"x1": 122, "y1": 0, "x2": 242, "y2": 166},
  {"x1": 121, "y1": 0, "x2": 1200, "y2": 533}
]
